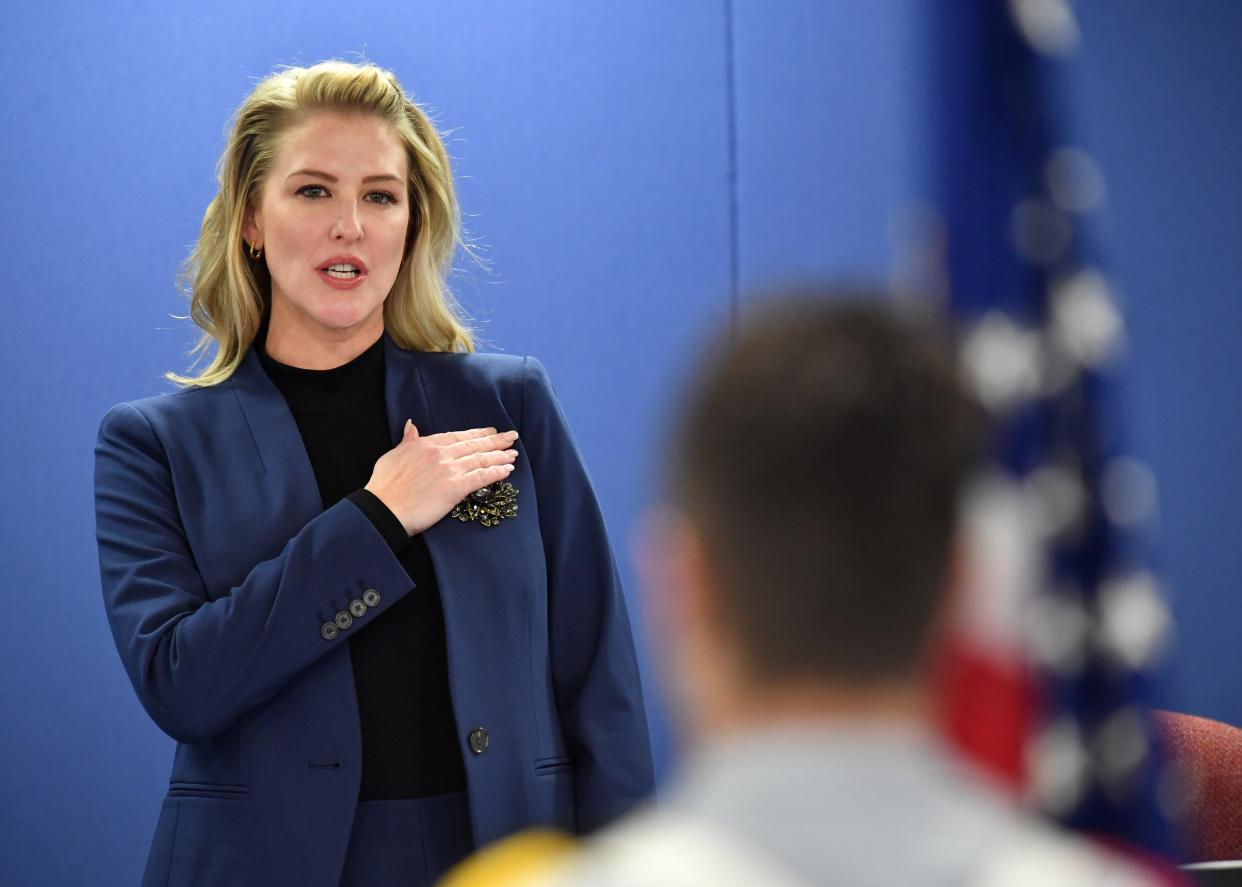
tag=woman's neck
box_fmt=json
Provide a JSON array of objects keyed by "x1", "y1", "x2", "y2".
[{"x1": 263, "y1": 305, "x2": 385, "y2": 370}]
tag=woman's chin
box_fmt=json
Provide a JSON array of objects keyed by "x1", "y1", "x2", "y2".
[{"x1": 312, "y1": 301, "x2": 384, "y2": 334}]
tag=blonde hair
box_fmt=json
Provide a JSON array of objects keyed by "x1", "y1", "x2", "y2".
[{"x1": 168, "y1": 60, "x2": 473, "y2": 387}]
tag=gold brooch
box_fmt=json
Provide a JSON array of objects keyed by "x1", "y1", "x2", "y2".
[{"x1": 450, "y1": 482, "x2": 519, "y2": 527}]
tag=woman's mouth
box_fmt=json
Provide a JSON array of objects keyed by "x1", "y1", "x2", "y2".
[
  {"x1": 317, "y1": 264, "x2": 367, "y2": 289},
  {"x1": 323, "y1": 263, "x2": 361, "y2": 279}
]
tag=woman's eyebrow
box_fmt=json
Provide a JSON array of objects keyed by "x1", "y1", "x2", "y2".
[{"x1": 285, "y1": 168, "x2": 402, "y2": 184}]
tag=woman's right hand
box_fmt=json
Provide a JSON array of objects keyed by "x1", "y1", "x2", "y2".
[{"x1": 365, "y1": 420, "x2": 519, "y2": 536}]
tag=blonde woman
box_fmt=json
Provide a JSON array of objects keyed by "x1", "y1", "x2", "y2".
[{"x1": 94, "y1": 60, "x2": 653, "y2": 887}]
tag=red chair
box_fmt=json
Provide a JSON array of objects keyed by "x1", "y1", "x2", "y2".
[{"x1": 1153, "y1": 711, "x2": 1242, "y2": 863}]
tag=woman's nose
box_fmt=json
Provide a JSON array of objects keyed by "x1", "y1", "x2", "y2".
[{"x1": 331, "y1": 203, "x2": 363, "y2": 240}]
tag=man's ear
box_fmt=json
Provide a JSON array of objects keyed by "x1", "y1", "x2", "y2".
[
  {"x1": 634, "y1": 507, "x2": 711, "y2": 650},
  {"x1": 924, "y1": 534, "x2": 972, "y2": 661},
  {"x1": 634, "y1": 507, "x2": 735, "y2": 671},
  {"x1": 675, "y1": 521, "x2": 722, "y2": 643},
  {"x1": 635, "y1": 506, "x2": 742, "y2": 734}
]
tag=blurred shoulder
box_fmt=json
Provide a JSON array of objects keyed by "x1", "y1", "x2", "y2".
[
  {"x1": 487, "y1": 810, "x2": 812, "y2": 887},
  {"x1": 442, "y1": 809, "x2": 1171, "y2": 887}
]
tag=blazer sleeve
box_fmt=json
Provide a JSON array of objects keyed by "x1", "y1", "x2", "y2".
[
  {"x1": 93, "y1": 401, "x2": 414, "y2": 744},
  {"x1": 520, "y1": 357, "x2": 656, "y2": 832}
]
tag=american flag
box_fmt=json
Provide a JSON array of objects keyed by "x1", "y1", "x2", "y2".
[{"x1": 922, "y1": 0, "x2": 1180, "y2": 861}]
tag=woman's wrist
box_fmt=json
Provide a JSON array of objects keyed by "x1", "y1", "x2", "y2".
[{"x1": 349, "y1": 488, "x2": 411, "y2": 550}]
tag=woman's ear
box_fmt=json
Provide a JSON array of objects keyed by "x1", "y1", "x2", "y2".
[{"x1": 242, "y1": 203, "x2": 261, "y2": 247}]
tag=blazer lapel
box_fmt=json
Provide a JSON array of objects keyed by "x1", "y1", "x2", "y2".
[
  {"x1": 383, "y1": 338, "x2": 529, "y2": 650},
  {"x1": 382, "y1": 332, "x2": 437, "y2": 444},
  {"x1": 229, "y1": 346, "x2": 324, "y2": 542},
  {"x1": 228, "y1": 334, "x2": 435, "y2": 545}
]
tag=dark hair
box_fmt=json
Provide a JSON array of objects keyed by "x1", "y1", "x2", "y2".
[{"x1": 668, "y1": 288, "x2": 981, "y2": 684}]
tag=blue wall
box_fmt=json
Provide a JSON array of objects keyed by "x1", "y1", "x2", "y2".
[{"x1": 1, "y1": 2, "x2": 1238, "y2": 883}]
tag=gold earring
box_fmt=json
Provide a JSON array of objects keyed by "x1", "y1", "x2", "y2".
[{"x1": 248, "y1": 240, "x2": 263, "y2": 260}]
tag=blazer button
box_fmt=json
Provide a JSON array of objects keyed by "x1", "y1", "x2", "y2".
[
  {"x1": 320, "y1": 622, "x2": 340, "y2": 641},
  {"x1": 467, "y1": 727, "x2": 489, "y2": 755},
  {"x1": 362, "y1": 588, "x2": 382, "y2": 608},
  {"x1": 334, "y1": 611, "x2": 353, "y2": 630},
  {"x1": 349, "y1": 599, "x2": 367, "y2": 618}
]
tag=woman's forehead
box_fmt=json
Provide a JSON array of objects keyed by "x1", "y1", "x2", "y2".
[{"x1": 273, "y1": 110, "x2": 407, "y2": 179}]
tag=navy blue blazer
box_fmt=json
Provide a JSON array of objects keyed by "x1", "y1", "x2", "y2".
[{"x1": 94, "y1": 333, "x2": 654, "y2": 887}]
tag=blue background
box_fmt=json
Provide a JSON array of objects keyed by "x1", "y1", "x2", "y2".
[{"x1": 1, "y1": 2, "x2": 1239, "y2": 883}]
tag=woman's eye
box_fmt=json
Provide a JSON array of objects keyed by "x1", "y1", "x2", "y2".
[
  {"x1": 367, "y1": 191, "x2": 398, "y2": 205},
  {"x1": 297, "y1": 185, "x2": 328, "y2": 199}
]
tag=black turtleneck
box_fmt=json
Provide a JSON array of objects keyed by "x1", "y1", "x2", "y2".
[{"x1": 258, "y1": 331, "x2": 467, "y2": 800}]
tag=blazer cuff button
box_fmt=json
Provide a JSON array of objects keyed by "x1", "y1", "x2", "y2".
[{"x1": 320, "y1": 622, "x2": 340, "y2": 641}]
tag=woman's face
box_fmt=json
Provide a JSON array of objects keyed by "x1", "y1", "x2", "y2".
[{"x1": 243, "y1": 110, "x2": 410, "y2": 352}]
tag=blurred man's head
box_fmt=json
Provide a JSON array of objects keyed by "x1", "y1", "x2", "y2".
[{"x1": 647, "y1": 289, "x2": 981, "y2": 731}]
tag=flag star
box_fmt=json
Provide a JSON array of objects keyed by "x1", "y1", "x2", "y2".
[
  {"x1": 1038, "y1": 336, "x2": 1080, "y2": 398},
  {"x1": 1096, "y1": 572, "x2": 1172, "y2": 671},
  {"x1": 1101, "y1": 457, "x2": 1159, "y2": 527},
  {"x1": 1008, "y1": 0, "x2": 1081, "y2": 56},
  {"x1": 1051, "y1": 269, "x2": 1125, "y2": 368},
  {"x1": 1045, "y1": 146, "x2": 1107, "y2": 214},
  {"x1": 959, "y1": 312, "x2": 1044, "y2": 412},
  {"x1": 957, "y1": 472, "x2": 1043, "y2": 645},
  {"x1": 1023, "y1": 587, "x2": 1090, "y2": 676},
  {"x1": 1011, "y1": 197, "x2": 1072, "y2": 267},
  {"x1": 1024, "y1": 464, "x2": 1086, "y2": 540},
  {"x1": 1091, "y1": 706, "x2": 1150, "y2": 801},
  {"x1": 1029, "y1": 716, "x2": 1091, "y2": 815}
]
